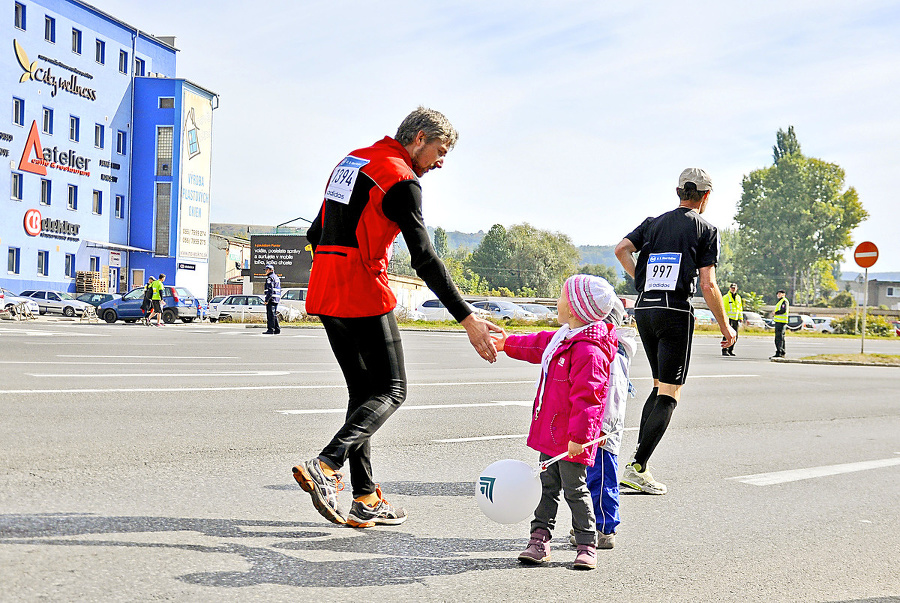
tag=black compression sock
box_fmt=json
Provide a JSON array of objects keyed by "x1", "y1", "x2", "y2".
[
  {"x1": 638, "y1": 387, "x2": 659, "y2": 444},
  {"x1": 634, "y1": 394, "x2": 677, "y2": 468}
]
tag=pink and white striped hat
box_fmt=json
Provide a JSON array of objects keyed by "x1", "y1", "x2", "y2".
[{"x1": 564, "y1": 274, "x2": 616, "y2": 324}]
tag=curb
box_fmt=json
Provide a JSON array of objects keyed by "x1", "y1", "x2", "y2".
[{"x1": 770, "y1": 358, "x2": 900, "y2": 368}]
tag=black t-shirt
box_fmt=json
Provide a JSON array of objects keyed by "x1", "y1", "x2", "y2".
[{"x1": 625, "y1": 207, "x2": 719, "y2": 298}]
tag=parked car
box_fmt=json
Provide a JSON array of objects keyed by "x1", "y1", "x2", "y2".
[
  {"x1": 1, "y1": 288, "x2": 40, "y2": 314},
  {"x1": 19, "y1": 290, "x2": 92, "y2": 317},
  {"x1": 518, "y1": 303, "x2": 558, "y2": 321},
  {"x1": 811, "y1": 317, "x2": 835, "y2": 334},
  {"x1": 786, "y1": 314, "x2": 816, "y2": 331},
  {"x1": 98, "y1": 286, "x2": 198, "y2": 324},
  {"x1": 394, "y1": 303, "x2": 426, "y2": 321},
  {"x1": 416, "y1": 299, "x2": 490, "y2": 322},
  {"x1": 893, "y1": 321, "x2": 900, "y2": 337},
  {"x1": 209, "y1": 294, "x2": 268, "y2": 322},
  {"x1": 279, "y1": 287, "x2": 308, "y2": 316},
  {"x1": 742, "y1": 311, "x2": 766, "y2": 329},
  {"x1": 762, "y1": 317, "x2": 775, "y2": 330},
  {"x1": 76, "y1": 292, "x2": 121, "y2": 307},
  {"x1": 694, "y1": 308, "x2": 717, "y2": 325},
  {"x1": 470, "y1": 300, "x2": 536, "y2": 321}
]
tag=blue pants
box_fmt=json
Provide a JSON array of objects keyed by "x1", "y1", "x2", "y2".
[{"x1": 585, "y1": 449, "x2": 620, "y2": 535}]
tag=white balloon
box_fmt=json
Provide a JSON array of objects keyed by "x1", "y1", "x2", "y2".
[{"x1": 475, "y1": 459, "x2": 542, "y2": 524}]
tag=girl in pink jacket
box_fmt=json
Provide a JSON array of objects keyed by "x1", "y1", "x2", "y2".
[{"x1": 494, "y1": 275, "x2": 618, "y2": 571}]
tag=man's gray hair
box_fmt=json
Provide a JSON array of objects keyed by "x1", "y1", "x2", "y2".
[{"x1": 395, "y1": 106, "x2": 459, "y2": 148}]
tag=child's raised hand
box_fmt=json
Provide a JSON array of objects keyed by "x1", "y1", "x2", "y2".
[
  {"x1": 491, "y1": 330, "x2": 508, "y2": 352},
  {"x1": 567, "y1": 440, "x2": 584, "y2": 457}
]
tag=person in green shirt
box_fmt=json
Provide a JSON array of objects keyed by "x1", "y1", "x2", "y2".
[{"x1": 148, "y1": 273, "x2": 166, "y2": 326}]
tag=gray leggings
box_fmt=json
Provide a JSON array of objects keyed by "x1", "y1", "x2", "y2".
[{"x1": 531, "y1": 454, "x2": 596, "y2": 545}]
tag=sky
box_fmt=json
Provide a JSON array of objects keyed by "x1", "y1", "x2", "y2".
[{"x1": 97, "y1": 0, "x2": 900, "y2": 273}]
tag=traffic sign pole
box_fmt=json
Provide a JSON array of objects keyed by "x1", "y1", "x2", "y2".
[
  {"x1": 861, "y1": 268, "x2": 868, "y2": 354},
  {"x1": 853, "y1": 242, "x2": 878, "y2": 354}
]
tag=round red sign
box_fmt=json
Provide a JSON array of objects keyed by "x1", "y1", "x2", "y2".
[
  {"x1": 854, "y1": 241, "x2": 878, "y2": 269},
  {"x1": 24, "y1": 209, "x2": 42, "y2": 236}
]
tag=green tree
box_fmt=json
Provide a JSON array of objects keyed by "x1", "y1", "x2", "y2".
[
  {"x1": 433, "y1": 227, "x2": 449, "y2": 259},
  {"x1": 468, "y1": 224, "x2": 512, "y2": 287},
  {"x1": 578, "y1": 263, "x2": 620, "y2": 289},
  {"x1": 504, "y1": 223, "x2": 580, "y2": 297},
  {"x1": 733, "y1": 127, "x2": 868, "y2": 302}
]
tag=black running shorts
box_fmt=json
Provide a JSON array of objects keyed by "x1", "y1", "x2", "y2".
[{"x1": 634, "y1": 293, "x2": 695, "y2": 385}]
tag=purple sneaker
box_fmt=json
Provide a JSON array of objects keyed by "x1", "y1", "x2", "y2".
[
  {"x1": 573, "y1": 543, "x2": 597, "y2": 570},
  {"x1": 517, "y1": 528, "x2": 551, "y2": 565}
]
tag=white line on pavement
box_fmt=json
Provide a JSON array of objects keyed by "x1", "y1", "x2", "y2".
[
  {"x1": 56, "y1": 355, "x2": 239, "y2": 359},
  {"x1": 27, "y1": 371, "x2": 291, "y2": 378},
  {"x1": 632, "y1": 374, "x2": 758, "y2": 380},
  {"x1": 729, "y1": 457, "x2": 900, "y2": 486},
  {"x1": 432, "y1": 426, "x2": 639, "y2": 443},
  {"x1": 277, "y1": 400, "x2": 534, "y2": 415},
  {"x1": 0, "y1": 379, "x2": 535, "y2": 395}
]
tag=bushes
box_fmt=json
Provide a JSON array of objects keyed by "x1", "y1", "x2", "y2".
[{"x1": 832, "y1": 312, "x2": 895, "y2": 336}]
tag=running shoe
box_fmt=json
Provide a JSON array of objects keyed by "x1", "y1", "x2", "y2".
[
  {"x1": 346, "y1": 486, "x2": 407, "y2": 528},
  {"x1": 292, "y1": 459, "x2": 346, "y2": 525},
  {"x1": 620, "y1": 462, "x2": 667, "y2": 495}
]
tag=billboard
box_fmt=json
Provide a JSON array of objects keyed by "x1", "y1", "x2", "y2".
[
  {"x1": 250, "y1": 235, "x2": 313, "y2": 283},
  {"x1": 178, "y1": 90, "x2": 213, "y2": 261}
]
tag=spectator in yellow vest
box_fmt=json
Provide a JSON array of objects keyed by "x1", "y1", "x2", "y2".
[
  {"x1": 771, "y1": 290, "x2": 789, "y2": 358},
  {"x1": 722, "y1": 283, "x2": 743, "y2": 356}
]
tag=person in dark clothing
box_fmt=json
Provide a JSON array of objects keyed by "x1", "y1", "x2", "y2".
[
  {"x1": 141, "y1": 276, "x2": 155, "y2": 327},
  {"x1": 771, "y1": 289, "x2": 789, "y2": 358},
  {"x1": 292, "y1": 107, "x2": 503, "y2": 528},
  {"x1": 615, "y1": 167, "x2": 736, "y2": 495},
  {"x1": 263, "y1": 264, "x2": 281, "y2": 335}
]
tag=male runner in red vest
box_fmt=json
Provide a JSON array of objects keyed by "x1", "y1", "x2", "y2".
[{"x1": 293, "y1": 107, "x2": 503, "y2": 527}]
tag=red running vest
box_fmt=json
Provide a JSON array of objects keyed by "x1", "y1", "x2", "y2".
[{"x1": 305, "y1": 137, "x2": 418, "y2": 318}]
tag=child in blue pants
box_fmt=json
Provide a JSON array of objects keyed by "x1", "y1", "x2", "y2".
[{"x1": 573, "y1": 301, "x2": 636, "y2": 549}]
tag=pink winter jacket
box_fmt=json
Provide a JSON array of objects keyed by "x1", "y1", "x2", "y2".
[{"x1": 504, "y1": 322, "x2": 617, "y2": 466}]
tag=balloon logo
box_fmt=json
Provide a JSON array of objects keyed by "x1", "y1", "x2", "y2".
[{"x1": 475, "y1": 459, "x2": 542, "y2": 524}]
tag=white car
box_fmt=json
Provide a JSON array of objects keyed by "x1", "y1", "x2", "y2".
[
  {"x1": 518, "y1": 303, "x2": 558, "y2": 321},
  {"x1": 470, "y1": 300, "x2": 536, "y2": 321},
  {"x1": 209, "y1": 294, "x2": 268, "y2": 322},
  {"x1": 694, "y1": 308, "x2": 717, "y2": 325},
  {"x1": 279, "y1": 288, "x2": 307, "y2": 317},
  {"x1": 1, "y1": 288, "x2": 40, "y2": 314},
  {"x1": 416, "y1": 299, "x2": 490, "y2": 322},
  {"x1": 18, "y1": 290, "x2": 92, "y2": 317},
  {"x1": 742, "y1": 311, "x2": 766, "y2": 329},
  {"x1": 811, "y1": 317, "x2": 835, "y2": 334},
  {"x1": 394, "y1": 304, "x2": 426, "y2": 321}
]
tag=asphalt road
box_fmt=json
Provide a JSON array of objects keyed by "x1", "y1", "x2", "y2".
[{"x1": 1, "y1": 320, "x2": 898, "y2": 602}]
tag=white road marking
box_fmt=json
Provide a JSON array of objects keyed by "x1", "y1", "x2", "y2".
[
  {"x1": 56, "y1": 355, "x2": 239, "y2": 359},
  {"x1": 631, "y1": 374, "x2": 758, "y2": 380},
  {"x1": 277, "y1": 400, "x2": 534, "y2": 415},
  {"x1": 0, "y1": 379, "x2": 534, "y2": 395},
  {"x1": 432, "y1": 426, "x2": 639, "y2": 443},
  {"x1": 28, "y1": 370, "x2": 291, "y2": 378},
  {"x1": 729, "y1": 457, "x2": 900, "y2": 486}
]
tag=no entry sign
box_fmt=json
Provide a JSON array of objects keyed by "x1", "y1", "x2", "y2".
[{"x1": 854, "y1": 241, "x2": 878, "y2": 269}]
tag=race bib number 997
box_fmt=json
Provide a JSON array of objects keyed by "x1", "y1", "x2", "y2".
[
  {"x1": 324, "y1": 156, "x2": 369, "y2": 205},
  {"x1": 645, "y1": 252, "x2": 681, "y2": 291}
]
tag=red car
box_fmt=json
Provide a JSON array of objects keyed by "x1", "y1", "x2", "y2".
[{"x1": 893, "y1": 321, "x2": 900, "y2": 337}]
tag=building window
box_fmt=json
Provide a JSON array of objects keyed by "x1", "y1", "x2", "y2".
[
  {"x1": 159, "y1": 97, "x2": 175, "y2": 109},
  {"x1": 89, "y1": 256, "x2": 100, "y2": 272},
  {"x1": 14, "y1": 2, "x2": 25, "y2": 30},
  {"x1": 69, "y1": 115, "x2": 80, "y2": 142},
  {"x1": 45, "y1": 16, "x2": 55, "y2": 42},
  {"x1": 118, "y1": 50, "x2": 128, "y2": 74},
  {"x1": 155, "y1": 183, "x2": 171, "y2": 256},
  {"x1": 67, "y1": 184, "x2": 77, "y2": 210},
  {"x1": 11, "y1": 173, "x2": 23, "y2": 200},
  {"x1": 71, "y1": 28, "x2": 82, "y2": 54},
  {"x1": 65, "y1": 253, "x2": 75, "y2": 277},
  {"x1": 37, "y1": 250, "x2": 49, "y2": 277},
  {"x1": 42, "y1": 107, "x2": 53, "y2": 134},
  {"x1": 116, "y1": 130, "x2": 127, "y2": 155},
  {"x1": 92, "y1": 190, "x2": 102, "y2": 214},
  {"x1": 94, "y1": 123, "x2": 104, "y2": 148},
  {"x1": 115, "y1": 194, "x2": 124, "y2": 219},
  {"x1": 888, "y1": 287, "x2": 898, "y2": 297},
  {"x1": 8, "y1": 247, "x2": 21, "y2": 274},
  {"x1": 41, "y1": 179, "x2": 51, "y2": 205},
  {"x1": 95, "y1": 39, "x2": 105, "y2": 64},
  {"x1": 157, "y1": 126, "x2": 173, "y2": 176},
  {"x1": 12, "y1": 97, "x2": 25, "y2": 126},
  {"x1": 134, "y1": 57, "x2": 145, "y2": 76}
]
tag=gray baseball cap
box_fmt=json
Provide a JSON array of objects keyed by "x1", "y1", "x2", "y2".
[{"x1": 678, "y1": 167, "x2": 713, "y2": 191}]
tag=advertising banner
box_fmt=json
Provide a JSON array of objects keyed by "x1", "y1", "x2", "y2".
[
  {"x1": 178, "y1": 90, "x2": 213, "y2": 261},
  {"x1": 250, "y1": 235, "x2": 313, "y2": 284}
]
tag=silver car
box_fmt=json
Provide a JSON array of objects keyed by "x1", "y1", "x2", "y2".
[
  {"x1": 470, "y1": 300, "x2": 536, "y2": 321},
  {"x1": 1, "y1": 288, "x2": 40, "y2": 314},
  {"x1": 19, "y1": 290, "x2": 92, "y2": 317},
  {"x1": 208, "y1": 294, "x2": 268, "y2": 322}
]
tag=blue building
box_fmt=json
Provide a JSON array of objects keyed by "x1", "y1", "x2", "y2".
[{"x1": 3, "y1": 0, "x2": 216, "y2": 298}]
